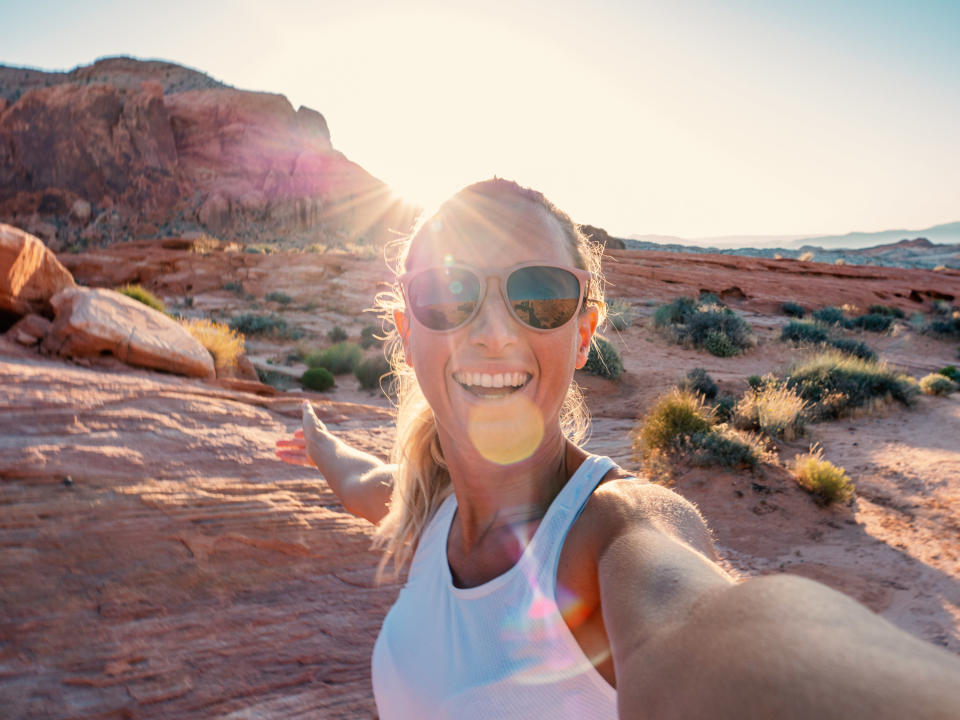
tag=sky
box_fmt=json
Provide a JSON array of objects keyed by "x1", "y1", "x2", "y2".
[{"x1": 2, "y1": 0, "x2": 958, "y2": 238}]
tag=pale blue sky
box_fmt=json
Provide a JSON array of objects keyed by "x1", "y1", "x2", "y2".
[{"x1": 2, "y1": 0, "x2": 958, "y2": 237}]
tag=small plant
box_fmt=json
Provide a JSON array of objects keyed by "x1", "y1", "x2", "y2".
[
  {"x1": 653, "y1": 296, "x2": 753, "y2": 357},
  {"x1": 781, "y1": 302, "x2": 805, "y2": 318},
  {"x1": 868, "y1": 304, "x2": 905, "y2": 319},
  {"x1": 793, "y1": 446, "x2": 854, "y2": 504},
  {"x1": 301, "y1": 367, "x2": 335, "y2": 392},
  {"x1": 733, "y1": 381, "x2": 807, "y2": 441},
  {"x1": 583, "y1": 336, "x2": 624, "y2": 379},
  {"x1": 360, "y1": 323, "x2": 383, "y2": 349},
  {"x1": 606, "y1": 298, "x2": 636, "y2": 331},
  {"x1": 355, "y1": 355, "x2": 392, "y2": 390},
  {"x1": 683, "y1": 426, "x2": 766, "y2": 470},
  {"x1": 919, "y1": 373, "x2": 956, "y2": 396},
  {"x1": 811, "y1": 306, "x2": 849, "y2": 327},
  {"x1": 746, "y1": 375, "x2": 764, "y2": 390},
  {"x1": 781, "y1": 320, "x2": 828, "y2": 345},
  {"x1": 851, "y1": 313, "x2": 893, "y2": 333},
  {"x1": 938, "y1": 365, "x2": 960, "y2": 382},
  {"x1": 652, "y1": 296, "x2": 698, "y2": 327},
  {"x1": 679, "y1": 368, "x2": 718, "y2": 400},
  {"x1": 116, "y1": 284, "x2": 167, "y2": 314},
  {"x1": 712, "y1": 395, "x2": 736, "y2": 423},
  {"x1": 190, "y1": 233, "x2": 220, "y2": 254},
  {"x1": 826, "y1": 337, "x2": 877, "y2": 362},
  {"x1": 924, "y1": 314, "x2": 960, "y2": 339},
  {"x1": 307, "y1": 341, "x2": 363, "y2": 375},
  {"x1": 634, "y1": 390, "x2": 714, "y2": 460},
  {"x1": 327, "y1": 325, "x2": 349, "y2": 343},
  {"x1": 179, "y1": 318, "x2": 245, "y2": 372},
  {"x1": 783, "y1": 351, "x2": 917, "y2": 419},
  {"x1": 229, "y1": 313, "x2": 289, "y2": 337},
  {"x1": 265, "y1": 291, "x2": 292, "y2": 305},
  {"x1": 223, "y1": 281, "x2": 243, "y2": 294},
  {"x1": 703, "y1": 329, "x2": 739, "y2": 357}
]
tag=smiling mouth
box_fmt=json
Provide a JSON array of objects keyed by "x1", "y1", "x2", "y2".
[{"x1": 453, "y1": 371, "x2": 531, "y2": 398}]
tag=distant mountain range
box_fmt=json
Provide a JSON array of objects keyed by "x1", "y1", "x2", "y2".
[{"x1": 630, "y1": 221, "x2": 960, "y2": 251}]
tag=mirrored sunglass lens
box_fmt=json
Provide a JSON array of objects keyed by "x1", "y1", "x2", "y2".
[
  {"x1": 507, "y1": 267, "x2": 581, "y2": 329},
  {"x1": 408, "y1": 268, "x2": 481, "y2": 330}
]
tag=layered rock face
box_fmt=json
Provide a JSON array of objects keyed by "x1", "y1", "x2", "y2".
[{"x1": 0, "y1": 57, "x2": 417, "y2": 248}]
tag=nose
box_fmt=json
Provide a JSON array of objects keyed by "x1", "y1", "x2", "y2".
[{"x1": 468, "y1": 277, "x2": 520, "y2": 352}]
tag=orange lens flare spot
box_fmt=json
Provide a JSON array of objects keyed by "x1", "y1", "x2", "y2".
[{"x1": 466, "y1": 397, "x2": 544, "y2": 465}]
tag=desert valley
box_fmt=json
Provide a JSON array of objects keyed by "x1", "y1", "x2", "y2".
[{"x1": 2, "y1": 58, "x2": 959, "y2": 719}]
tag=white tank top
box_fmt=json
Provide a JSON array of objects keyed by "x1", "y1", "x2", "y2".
[{"x1": 372, "y1": 454, "x2": 619, "y2": 719}]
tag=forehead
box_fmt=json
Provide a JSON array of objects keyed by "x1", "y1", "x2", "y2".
[{"x1": 406, "y1": 194, "x2": 576, "y2": 269}]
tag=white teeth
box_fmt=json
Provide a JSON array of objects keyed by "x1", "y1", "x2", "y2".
[
  {"x1": 493, "y1": 373, "x2": 504, "y2": 388},
  {"x1": 454, "y1": 371, "x2": 529, "y2": 389},
  {"x1": 481, "y1": 374, "x2": 493, "y2": 387}
]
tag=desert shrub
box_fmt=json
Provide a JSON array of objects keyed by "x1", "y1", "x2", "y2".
[
  {"x1": 307, "y1": 341, "x2": 363, "y2": 375},
  {"x1": 919, "y1": 373, "x2": 956, "y2": 396},
  {"x1": 781, "y1": 302, "x2": 805, "y2": 318},
  {"x1": 781, "y1": 320, "x2": 828, "y2": 344},
  {"x1": 868, "y1": 304, "x2": 905, "y2": 319},
  {"x1": 698, "y1": 291, "x2": 722, "y2": 307},
  {"x1": 179, "y1": 318, "x2": 245, "y2": 372},
  {"x1": 931, "y1": 300, "x2": 952, "y2": 316},
  {"x1": 223, "y1": 281, "x2": 243, "y2": 293},
  {"x1": 938, "y1": 365, "x2": 960, "y2": 382},
  {"x1": 634, "y1": 390, "x2": 714, "y2": 459},
  {"x1": 924, "y1": 315, "x2": 960, "y2": 338},
  {"x1": 301, "y1": 367, "x2": 335, "y2": 392},
  {"x1": 746, "y1": 375, "x2": 764, "y2": 390},
  {"x1": 652, "y1": 296, "x2": 698, "y2": 327},
  {"x1": 355, "y1": 354, "x2": 392, "y2": 390},
  {"x1": 684, "y1": 308, "x2": 753, "y2": 356},
  {"x1": 326, "y1": 326, "x2": 349, "y2": 343},
  {"x1": 793, "y1": 447, "x2": 854, "y2": 504},
  {"x1": 229, "y1": 313, "x2": 293, "y2": 338},
  {"x1": 826, "y1": 337, "x2": 877, "y2": 362},
  {"x1": 811, "y1": 306, "x2": 849, "y2": 327},
  {"x1": 360, "y1": 323, "x2": 383, "y2": 349},
  {"x1": 851, "y1": 313, "x2": 893, "y2": 333},
  {"x1": 265, "y1": 291, "x2": 292, "y2": 305},
  {"x1": 702, "y1": 329, "x2": 739, "y2": 357},
  {"x1": 783, "y1": 352, "x2": 917, "y2": 419},
  {"x1": 606, "y1": 298, "x2": 636, "y2": 331},
  {"x1": 583, "y1": 336, "x2": 624, "y2": 379},
  {"x1": 116, "y1": 284, "x2": 166, "y2": 314},
  {"x1": 712, "y1": 395, "x2": 736, "y2": 423},
  {"x1": 733, "y1": 381, "x2": 807, "y2": 441},
  {"x1": 683, "y1": 427, "x2": 766, "y2": 470},
  {"x1": 679, "y1": 367, "x2": 718, "y2": 400}
]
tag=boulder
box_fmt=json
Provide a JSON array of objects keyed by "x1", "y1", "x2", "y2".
[
  {"x1": 0, "y1": 223, "x2": 76, "y2": 316},
  {"x1": 5, "y1": 312, "x2": 52, "y2": 345},
  {"x1": 44, "y1": 287, "x2": 215, "y2": 377}
]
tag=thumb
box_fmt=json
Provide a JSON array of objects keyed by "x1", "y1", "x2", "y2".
[{"x1": 302, "y1": 400, "x2": 327, "y2": 434}]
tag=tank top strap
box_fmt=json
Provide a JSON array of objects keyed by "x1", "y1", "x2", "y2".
[{"x1": 530, "y1": 454, "x2": 619, "y2": 591}]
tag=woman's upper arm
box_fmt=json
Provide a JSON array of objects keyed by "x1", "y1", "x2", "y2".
[{"x1": 345, "y1": 464, "x2": 395, "y2": 524}]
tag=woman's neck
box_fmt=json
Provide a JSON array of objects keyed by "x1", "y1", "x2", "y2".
[{"x1": 438, "y1": 429, "x2": 580, "y2": 551}]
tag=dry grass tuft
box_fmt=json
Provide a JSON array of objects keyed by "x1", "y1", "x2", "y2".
[
  {"x1": 793, "y1": 446, "x2": 854, "y2": 504},
  {"x1": 180, "y1": 318, "x2": 245, "y2": 372}
]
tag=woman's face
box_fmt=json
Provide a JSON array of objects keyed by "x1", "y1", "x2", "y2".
[{"x1": 396, "y1": 194, "x2": 598, "y2": 465}]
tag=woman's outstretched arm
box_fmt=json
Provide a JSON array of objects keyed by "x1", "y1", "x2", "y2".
[
  {"x1": 592, "y1": 481, "x2": 960, "y2": 719},
  {"x1": 276, "y1": 401, "x2": 393, "y2": 524}
]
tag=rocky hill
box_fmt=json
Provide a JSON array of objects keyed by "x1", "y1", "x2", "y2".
[{"x1": 0, "y1": 57, "x2": 418, "y2": 251}]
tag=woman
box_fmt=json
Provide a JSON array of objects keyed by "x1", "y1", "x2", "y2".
[{"x1": 278, "y1": 179, "x2": 960, "y2": 718}]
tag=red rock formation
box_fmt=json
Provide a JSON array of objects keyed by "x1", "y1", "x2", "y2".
[
  {"x1": 0, "y1": 57, "x2": 418, "y2": 249},
  {"x1": 0, "y1": 223, "x2": 75, "y2": 321}
]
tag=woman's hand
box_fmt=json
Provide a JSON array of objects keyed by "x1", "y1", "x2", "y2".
[{"x1": 275, "y1": 401, "x2": 394, "y2": 524}]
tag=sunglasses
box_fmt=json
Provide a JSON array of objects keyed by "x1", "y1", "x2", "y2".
[{"x1": 399, "y1": 262, "x2": 593, "y2": 333}]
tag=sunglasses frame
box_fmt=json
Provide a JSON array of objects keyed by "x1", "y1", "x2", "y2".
[{"x1": 398, "y1": 261, "x2": 594, "y2": 333}]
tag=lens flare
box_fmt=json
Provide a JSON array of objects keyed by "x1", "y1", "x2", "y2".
[{"x1": 466, "y1": 396, "x2": 544, "y2": 465}]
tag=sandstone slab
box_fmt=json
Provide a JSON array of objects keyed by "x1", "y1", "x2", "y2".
[
  {"x1": 44, "y1": 286, "x2": 215, "y2": 377},
  {"x1": 0, "y1": 223, "x2": 75, "y2": 317}
]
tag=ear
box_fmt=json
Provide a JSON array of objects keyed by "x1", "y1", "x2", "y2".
[
  {"x1": 394, "y1": 308, "x2": 413, "y2": 368},
  {"x1": 574, "y1": 305, "x2": 599, "y2": 370}
]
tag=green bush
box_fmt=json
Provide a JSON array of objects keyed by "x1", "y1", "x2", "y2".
[
  {"x1": 301, "y1": 367, "x2": 335, "y2": 391},
  {"x1": 583, "y1": 336, "x2": 624, "y2": 379},
  {"x1": 307, "y1": 341, "x2": 363, "y2": 375},
  {"x1": 712, "y1": 395, "x2": 736, "y2": 423},
  {"x1": 606, "y1": 299, "x2": 636, "y2": 331},
  {"x1": 702, "y1": 329, "x2": 738, "y2": 357},
  {"x1": 924, "y1": 315, "x2": 960, "y2": 338},
  {"x1": 229, "y1": 313, "x2": 300, "y2": 338},
  {"x1": 919, "y1": 373, "x2": 956, "y2": 396},
  {"x1": 684, "y1": 308, "x2": 753, "y2": 355},
  {"x1": 355, "y1": 355, "x2": 392, "y2": 390},
  {"x1": 652, "y1": 296, "x2": 698, "y2": 327},
  {"x1": 826, "y1": 337, "x2": 877, "y2": 362},
  {"x1": 746, "y1": 375, "x2": 764, "y2": 390},
  {"x1": 781, "y1": 302, "x2": 805, "y2": 318},
  {"x1": 811, "y1": 306, "x2": 850, "y2": 327},
  {"x1": 360, "y1": 324, "x2": 384, "y2": 349},
  {"x1": 265, "y1": 291, "x2": 292, "y2": 305},
  {"x1": 327, "y1": 326, "x2": 349, "y2": 343},
  {"x1": 851, "y1": 313, "x2": 893, "y2": 332},
  {"x1": 868, "y1": 304, "x2": 905, "y2": 319},
  {"x1": 635, "y1": 390, "x2": 714, "y2": 458},
  {"x1": 781, "y1": 320, "x2": 828, "y2": 344},
  {"x1": 793, "y1": 447, "x2": 854, "y2": 504},
  {"x1": 684, "y1": 427, "x2": 765, "y2": 470},
  {"x1": 783, "y1": 352, "x2": 917, "y2": 419},
  {"x1": 938, "y1": 365, "x2": 960, "y2": 382},
  {"x1": 223, "y1": 281, "x2": 243, "y2": 294},
  {"x1": 679, "y1": 368, "x2": 718, "y2": 400},
  {"x1": 116, "y1": 284, "x2": 167, "y2": 314}
]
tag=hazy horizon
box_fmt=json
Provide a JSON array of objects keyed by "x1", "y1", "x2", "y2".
[{"x1": 3, "y1": 1, "x2": 958, "y2": 239}]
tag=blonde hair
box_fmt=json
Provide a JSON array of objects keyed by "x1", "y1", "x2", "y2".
[{"x1": 371, "y1": 179, "x2": 607, "y2": 580}]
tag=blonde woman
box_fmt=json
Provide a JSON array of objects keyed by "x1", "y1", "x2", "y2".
[{"x1": 278, "y1": 179, "x2": 960, "y2": 718}]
